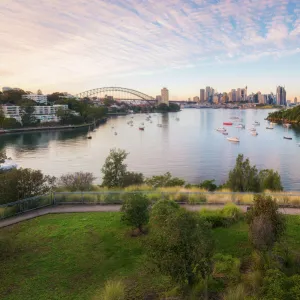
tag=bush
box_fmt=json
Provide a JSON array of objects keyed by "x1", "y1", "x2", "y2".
[
  {"x1": 247, "y1": 195, "x2": 286, "y2": 251},
  {"x1": 213, "y1": 254, "x2": 241, "y2": 283},
  {"x1": 59, "y1": 172, "x2": 96, "y2": 191},
  {"x1": 148, "y1": 200, "x2": 214, "y2": 286},
  {"x1": 199, "y1": 180, "x2": 217, "y2": 191},
  {"x1": 122, "y1": 171, "x2": 144, "y2": 187},
  {"x1": 199, "y1": 209, "x2": 230, "y2": 228},
  {"x1": 188, "y1": 193, "x2": 207, "y2": 204},
  {"x1": 97, "y1": 280, "x2": 125, "y2": 300},
  {"x1": 121, "y1": 193, "x2": 150, "y2": 233},
  {"x1": 145, "y1": 172, "x2": 185, "y2": 188},
  {"x1": 221, "y1": 203, "x2": 243, "y2": 221},
  {"x1": 223, "y1": 284, "x2": 247, "y2": 300}
]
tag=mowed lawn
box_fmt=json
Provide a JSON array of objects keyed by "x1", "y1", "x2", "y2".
[{"x1": 0, "y1": 213, "x2": 300, "y2": 300}]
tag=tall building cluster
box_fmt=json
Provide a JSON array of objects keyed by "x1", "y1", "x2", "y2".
[{"x1": 276, "y1": 86, "x2": 287, "y2": 106}]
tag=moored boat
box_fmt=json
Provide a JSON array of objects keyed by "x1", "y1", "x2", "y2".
[
  {"x1": 236, "y1": 124, "x2": 245, "y2": 129},
  {"x1": 266, "y1": 126, "x2": 274, "y2": 130},
  {"x1": 227, "y1": 137, "x2": 240, "y2": 142},
  {"x1": 283, "y1": 136, "x2": 292, "y2": 140},
  {"x1": 216, "y1": 127, "x2": 226, "y2": 132},
  {"x1": 139, "y1": 126, "x2": 145, "y2": 131},
  {"x1": 222, "y1": 132, "x2": 228, "y2": 135},
  {"x1": 223, "y1": 122, "x2": 233, "y2": 126},
  {"x1": 251, "y1": 131, "x2": 258, "y2": 136}
]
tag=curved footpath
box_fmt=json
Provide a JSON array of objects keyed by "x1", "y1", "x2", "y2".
[{"x1": 1, "y1": 204, "x2": 300, "y2": 228}]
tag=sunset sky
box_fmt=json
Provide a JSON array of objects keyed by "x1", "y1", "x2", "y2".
[{"x1": 0, "y1": 0, "x2": 300, "y2": 100}]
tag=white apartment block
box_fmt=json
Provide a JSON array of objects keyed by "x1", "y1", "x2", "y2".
[
  {"x1": 2, "y1": 105, "x2": 68, "y2": 124},
  {"x1": 22, "y1": 94, "x2": 48, "y2": 105}
]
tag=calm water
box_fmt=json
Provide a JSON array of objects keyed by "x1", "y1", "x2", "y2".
[{"x1": 1, "y1": 109, "x2": 300, "y2": 191}]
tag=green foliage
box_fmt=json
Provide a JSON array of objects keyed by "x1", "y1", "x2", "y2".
[
  {"x1": 1, "y1": 117, "x2": 22, "y2": 129},
  {"x1": 148, "y1": 200, "x2": 214, "y2": 286},
  {"x1": 0, "y1": 168, "x2": 55, "y2": 204},
  {"x1": 227, "y1": 154, "x2": 260, "y2": 192},
  {"x1": 145, "y1": 172, "x2": 185, "y2": 188},
  {"x1": 0, "y1": 89, "x2": 28, "y2": 105},
  {"x1": 262, "y1": 269, "x2": 300, "y2": 300},
  {"x1": 268, "y1": 105, "x2": 300, "y2": 123},
  {"x1": 223, "y1": 284, "x2": 247, "y2": 300},
  {"x1": 213, "y1": 254, "x2": 241, "y2": 283},
  {"x1": 247, "y1": 195, "x2": 286, "y2": 251},
  {"x1": 122, "y1": 171, "x2": 144, "y2": 187},
  {"x1": 59, "y1": 172, "x2": 96, "y2": 191},
  {"x1": 199, "y1": 179, "x2": 217, "y2": 191},
  {"x1": 21, "y1": 104, "x2": 39, "y2": 127},
  {"x1": 121, "y1": 193, "x2": 150, "y2": 232},
  {"x1": 156, "y1": 103, "x2": 180, "y2": 112},
  {"x1": 259, "y1": 169, "x2": 283, "y2": 191},
  {"x1": 199, "y1": 204, "x2": 243, "y2": 228},
  {"x1": 97, "y1": 280, "x2": 125, "y2": 300},
  {"x1": 0, "y1": 149, "x2": 7, "y2": 164},
  {"x1": 101, "y1": 148, "x2": 129, "y2": 188}
]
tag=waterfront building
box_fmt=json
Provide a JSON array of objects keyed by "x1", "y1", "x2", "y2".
[
  {"x1": 200, "y1": 89, "x2": 205, "y2": 102},
  {"x1": 241, "y1": 87, "x2": 247, "y2": 101},
  {"x1": 294, "y1": 97, "x2": 298, "y2": 104},
  {"x1": 22, "y1": 94, "x2": 48, "y2": 105},
  {"x1": 228, "y1": 92, "x2": 232, "y2": 102},
  {"x1": 193, "y1": 96, "x2": 199, "y2": 102},
  {"x1": 236, "y1": 88, "x2": 241, "y2": 102},
  {"x1": 276, "y1": 86, "x2": 286, "y2": 106},
  {"x1": 213, "y1": 94, "x2": 220, "y2": 104},
  {"x1": 2, "y1": 104, "x2": 68, "y2": 123},
  {"x1": 161, "y1": 87, "x2": 169, "y2": 105},
  {"x1": 205, "y1": 86, "x2": 210, "y2": 101}
]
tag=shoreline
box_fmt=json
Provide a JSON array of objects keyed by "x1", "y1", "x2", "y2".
[{"x1": 0, "y1": 118, "x2": 107, "y2": 135}]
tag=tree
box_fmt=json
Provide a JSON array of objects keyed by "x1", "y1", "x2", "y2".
[
  {"x1": 145, "y1": 172, "x2": 185, "y2": 188},
  {"x1": 226, "y1": 154, "x2": 260, "y2": 192},
  {"x1": 0, "y1": 168, "x2": 56, "y2": 204},
  {"x1": 37, "y1": 89, "x2": 43, "y2": 95},
  {"x1": 147, "y1": 200, "x2": 214, "y2": 286},
  {"x1": 199, "y1": 180, "x2": 217, "y2": 191},
  {"x1": 101, "y1": 149, "x2": 129, "y2": 188},
  {"x1": 123, "y1": 171, "x2": 144, "y2": 187},
  {"x1": 21, "y1": 104, "x2": 38, "y2": 127},
  {"x1": 59, "y1": 172, "x2": 96, "y2": 191},
  {"x1": 247, "y1": 194, "x2": 286, "y2": 252},
  {"x1": 0, "y1": 105, "x2": 4, "y2": 127},
  {"x1": 121, "y1": 193, "x2": 150, "y2": 233},
  {"x1": 259, "y1": 169, "x2": 283, "y2": 191}
]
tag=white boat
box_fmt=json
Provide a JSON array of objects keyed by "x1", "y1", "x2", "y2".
[
  {"x1": 249, "y1": 127, "x2": 256, "y2": 132},
  {"x1": 216, "y1": 127, "x2": 226, "y2": 132},
  {"x1": 227, "y1": 137, "x2": 240, "y2": 142},
  {"x1": 222, "y1": 132, "x2": 228, "y2": 135},
  {"x1": 251, "y1": 131, "x2": 258, "y2": 136},
  {"x1": 283, "y1": 136, "x2": 292, "y2": 140},
  {"x1": 254, "y1": 121, "x2": 260, "y2": 125},
  {"x1": 270, "y1": 122, "x2": 277, "y2": 125},
  {"x1": 283, "y1": 123, "x2": 291, "y2": 128},
  {"x1": 236, "y1": 124, "x2": 245, "y2": 129}
]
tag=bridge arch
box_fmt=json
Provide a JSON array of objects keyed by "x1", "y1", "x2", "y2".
[{"x1": 76, "y1": 87, "x2": 155, "y2": 101}]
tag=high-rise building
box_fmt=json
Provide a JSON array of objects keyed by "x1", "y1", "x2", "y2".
[
  {"x1": 161, "y1": 87, "x2": 169, "y2": 105},
  {"x1": 276, "y1": 86, "x2": 286, "y2": 106},
  {"x1": 294, "y1": 97, "x2": 298, "y2": 104},
  {"x1": 200, "y1": 89, "x2": 205, "y2": 102},
  {"x1": 236, "y1": 88, "x2": 241, "y2": 102},
  {"x1": 205, "y1": 86, "x2": 210, "y2": 101},
  {"x1": 228, "y1": 92, "x2": 232, "y2": 102},
  {"x1": 241, "y1": 88, "x2": 247, "y2": 101},
  {"x1": 193, "y1": 96, "x2": 200, "y2": 102},
  {"x1": 231, "y1": 89, "x2": 236, "y2": 102},
  {"x1": 156, "y1": 95, "x2": 162, "y2": 103}
]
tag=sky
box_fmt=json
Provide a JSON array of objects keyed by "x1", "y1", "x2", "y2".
[{"x1": 0, "y1": 0, "x2": 300, "y2": 100}]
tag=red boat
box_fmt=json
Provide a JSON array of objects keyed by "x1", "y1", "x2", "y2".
[{"x1": 223, "y1": 122, "x2": 233, "y2": 126}]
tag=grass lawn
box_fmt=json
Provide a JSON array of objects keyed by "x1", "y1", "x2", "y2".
[{"x1": 1, "y1": 213, "x2": 300, "y2": 300}]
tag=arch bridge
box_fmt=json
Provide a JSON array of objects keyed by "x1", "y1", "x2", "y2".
[{"x1": 76, "y1": 87, "x2": 156, "y2": 102}]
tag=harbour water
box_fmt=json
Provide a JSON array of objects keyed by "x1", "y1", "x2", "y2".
[{"x1": 1, "y1": 109, "x2": 300, "y2": 190}]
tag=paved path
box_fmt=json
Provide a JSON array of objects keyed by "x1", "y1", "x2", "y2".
[{"x1": 0, "y1": 204, "x2": 299, "y2": 228}]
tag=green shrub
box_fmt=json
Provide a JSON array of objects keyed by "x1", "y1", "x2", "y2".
[
  {"x1": 213, "y1": 253, "x2": 241, "y2": 283},
  {"x1": 96, "y1": 280, "x2": 125, "y2": 300},
  {"x1": 199, "y1": 209, "x2": 230, "y2": 228},
  {"x1": 188, "y1": 193, "x2": 207, "y2": 204},
  {"x1": 221, "y1": 203, "x2": 243, "y2": 221},
  {"x1": 243, "y1": 270, "x2": 263, "y2": 294},
  {"x1": 223, "y1": 284, "x2": 247, "y2": 300}
]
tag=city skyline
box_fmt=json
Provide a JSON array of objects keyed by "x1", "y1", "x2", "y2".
[{"x1": 1, "y1": 0, "x2": 300, "y2": 100}]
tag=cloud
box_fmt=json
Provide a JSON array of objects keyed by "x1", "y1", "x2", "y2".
[{"x1": 0, "y1": 0, "x2": 299, "y2": 92}]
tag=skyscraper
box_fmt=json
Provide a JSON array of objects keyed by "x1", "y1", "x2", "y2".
[
  {"x1": 200, "y1": 89, "x2": 205, "y2": 102},
  {"x1": 276, "y1": 86, "x2": 286, "y2": 106},
  {"x1": 237, "y1": 88, "x2": 241, "y2": 102},
  {"x1": 161, "y1": 87, "x2": 169, "y2": 105},
  {"x1": 205, "y1": 86, "x2": 210, "y2": 101},
  {"x1": 294, "y1": 97, "x2": 298, "y2": 104},
  {"x1": 231, "y1": 89, "x2": 236, "y2": 102}
]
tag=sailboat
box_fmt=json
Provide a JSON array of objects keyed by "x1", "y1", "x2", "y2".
[{"x1": 283, "y1": 126, "x2": 292, "y2": 140}]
